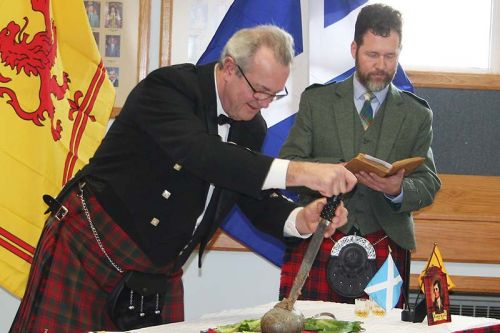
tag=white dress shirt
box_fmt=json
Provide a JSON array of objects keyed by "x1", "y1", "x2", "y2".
[{"x1": 191, "y1": 68, "x2": 306, "y2": 238}]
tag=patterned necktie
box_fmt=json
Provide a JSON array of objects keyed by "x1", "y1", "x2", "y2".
[{"x1": 359, "y1": 92, "x2": 375, "y2": 130}]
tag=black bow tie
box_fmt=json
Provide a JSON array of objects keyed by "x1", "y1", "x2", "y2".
[{"x1": 217, "y1": 114, "x2": 234, "y2": 125}]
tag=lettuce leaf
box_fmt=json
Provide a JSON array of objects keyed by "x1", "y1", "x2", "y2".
[
  {"x1": 215, "y1": 319, "x2": 261, "y2": 333},
  {"x1": 213, "y1": 318, "x2": 363, "y2": 333},
  {"x1": 304, "y1": 318, "x2": 364, "y2": 332}
]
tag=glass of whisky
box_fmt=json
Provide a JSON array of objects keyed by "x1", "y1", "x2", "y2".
[
  {"x1": 354, "y1": 298, "x2": 370, "y2": 318},
  {"x1": 370, "y1": 298, "x2": 386, "y2": 316}
]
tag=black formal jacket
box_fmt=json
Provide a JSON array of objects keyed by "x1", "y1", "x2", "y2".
[{"x1": 76, "y1": 62, "x2": 297, "y2": 267}]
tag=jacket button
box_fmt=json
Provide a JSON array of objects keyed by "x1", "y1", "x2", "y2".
[
  {"x1": 162, "y1": 190, "x2": 171, "y2": 199},
  {"x1": 173, "y1": 163, "x2": 182, "y2": 171},
  {"x1": 150, "y1": 218, "x2": 160, "y2": 226}
]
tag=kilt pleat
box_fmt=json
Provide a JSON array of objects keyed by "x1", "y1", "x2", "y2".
[
  {"x1": 280, "y1": 229, "x2": 407, "y2": 308},
  {"x1": 10, "y1": 185, "x2": 184, "y2": 333}
]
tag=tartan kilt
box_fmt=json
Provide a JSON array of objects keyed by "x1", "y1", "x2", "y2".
[
  {"x1": 10, "y1": 184, "x2": 184, "y2": 333},
  {"x1": 279, "y1": 229, "x2": 407, "y2": 308}
]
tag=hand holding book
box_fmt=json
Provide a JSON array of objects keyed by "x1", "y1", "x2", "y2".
[{"x1": 345, "y1": 153, "x2": 425, "y2": 178}]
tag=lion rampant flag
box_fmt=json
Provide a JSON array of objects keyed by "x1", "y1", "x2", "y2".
[{"x1": 0, "y1": 0, "x2": 115, "y2": 298}]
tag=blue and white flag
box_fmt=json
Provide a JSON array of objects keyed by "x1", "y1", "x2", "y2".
[
  {"x1": 310, "y1": 1, "x2": 413, "y2": 89},
  {"x1": 197, "y1": 0, "x2": 306, "y2": 266},
  {"x1": 364, "y1": 253, "x2": 403, "y2": 311},
  {"x1": 198, "y1": 0, "x2": 414, "y2": 267}
]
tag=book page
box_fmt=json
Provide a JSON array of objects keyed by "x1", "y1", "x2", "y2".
[{"x1": 361, "y1": 154, "x2": 392, "y2": 169}]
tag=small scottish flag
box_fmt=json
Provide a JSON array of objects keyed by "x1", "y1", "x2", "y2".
[{"x1": 364, "y1": 253, "x2": 403, "y2": 311}]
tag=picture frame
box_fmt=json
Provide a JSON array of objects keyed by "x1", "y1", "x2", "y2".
[
  {"x1": 159, "y1": 0, "x2": 173, "y2": 67},
  {"x1": 85, "y1": 0, "x2": 154, "y2": 117},
  {"x1": 424, "y1": 266, "x2": 451, "y2": 325}
]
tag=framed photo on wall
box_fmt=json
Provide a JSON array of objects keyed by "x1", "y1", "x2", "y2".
[
  {"x1": 424, "y1": 266, "x2": 451, "y2": 325},
  {"x1": 85, "y1": 0, "x2": 152, "y2": 115}
]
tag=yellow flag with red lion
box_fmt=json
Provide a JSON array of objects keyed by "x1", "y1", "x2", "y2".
[{"x1": 0, "y1": 0, "x2": 115, "y2": 298}]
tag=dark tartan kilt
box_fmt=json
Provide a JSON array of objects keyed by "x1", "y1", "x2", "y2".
[
  {"x1": 10, "y1": 185, "x2": 184, "y2": 333},
  {"x1": 280, "y1": 229, "x2": 408, "y2": 308}
]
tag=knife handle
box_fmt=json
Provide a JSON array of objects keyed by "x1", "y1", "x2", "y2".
[{"x1": 320, "y1": 194, "x2": 343, "y2": 222}]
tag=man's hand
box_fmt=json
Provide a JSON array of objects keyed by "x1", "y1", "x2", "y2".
[
  {"x1": 295, "y1": 198, "x2": 348, "y2": 237},
  {"x1": 286, "y1": 161, "x2": 357, "y2": 196},
  {"x1": 355, "y1": 168, "x2": 404, "y2": 196}
]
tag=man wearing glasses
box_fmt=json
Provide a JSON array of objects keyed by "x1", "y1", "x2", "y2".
[{"x1": 11, "y1": 25, "x2": 356, "y2": 332}]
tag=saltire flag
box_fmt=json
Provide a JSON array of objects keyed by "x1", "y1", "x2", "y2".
[
  {"x1": 0, "y1": 0, "x2": 115, "y2": 298},
  {"x1": 198, "y1": 0, "x2": 414, "y2": 266},
  {"x1": 364, "y1": 253, "x2": 403, "y2": 311},
  {"x1": 197, "y1": 0, "x2": 307, "y2": 266},
  {"x1": 418, "y1": 243, "x2": 455, "y2": 291}
]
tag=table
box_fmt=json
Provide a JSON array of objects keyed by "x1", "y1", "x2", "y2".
[{"x1": 107, "y1": 301, "x2": 500, "y2": 333}]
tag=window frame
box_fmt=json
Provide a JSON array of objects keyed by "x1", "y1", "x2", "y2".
[
  {"x1": 407, "y1": 71, "x2": 500, "y2": 90},
  {"x1": 391, "y1": 0, "x2": 500, "y2": 91}
]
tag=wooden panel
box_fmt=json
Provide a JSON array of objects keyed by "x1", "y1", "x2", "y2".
[
  {"x1": 208, "y1": 174, "x2": 500, "y2": 254},
  {"x1": 111, "y1": 106, "x2": 121, "y2": 118},
  {"x1": 206, "y1": 174, "x2": 500, "y2": 295},
  {"x1": 207, "y1": 229, "x2": 247, "y2": 252},
  {"x1": 137, "y1": 0, "x2": 151, "y2": 82},
  {"x1": 407, "y1": 71, "x2": 500, "y2": 91},
  {"x1": 410, "y1": 274, "x2": 500, "y2": 295},
  {"x1": 412, "y1": 219, "x2": 500, "y2": 264},
  {"x1": 159, "y1": 0, "x2": 173, "y2": 67},
  {"x1": 414, "y1": 174, "x2": 500, "y2": 222}
]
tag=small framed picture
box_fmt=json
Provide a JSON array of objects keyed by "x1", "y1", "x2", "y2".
[
  {"x1": 84, "y1": 1, "x2": 101, "y2": 28},
  {"x1": 424, "y1": 266, "x2": 451, "y2": 325},
  {"x1": 106, "y1": 67, "x2": 119, "y2": 87},
  {"x1": 105, "y1": 35, "x2": 121, "y2": 57}
]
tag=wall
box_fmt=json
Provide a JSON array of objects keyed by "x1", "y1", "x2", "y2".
[{"x1": 415, "y1": 88, "x2": 500, "y2": 176}]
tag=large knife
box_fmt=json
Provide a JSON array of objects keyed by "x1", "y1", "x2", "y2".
[{"x1": 281, "y1": 194, "x2": 343, "y2": 309}]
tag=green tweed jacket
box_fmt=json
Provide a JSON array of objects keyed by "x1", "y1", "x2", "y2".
[{"x1": 280, "y1": 76, "x2": 441, "y2": 250}]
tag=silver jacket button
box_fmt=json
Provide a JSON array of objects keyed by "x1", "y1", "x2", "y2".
[
  {"x1": 162, "y1": 190, "x2": 171, "y2": 199},
  {"x1": 150, "y1": 218, "x2": 160, "y2": 227}
]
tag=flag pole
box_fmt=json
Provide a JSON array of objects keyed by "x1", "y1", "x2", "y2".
[
  {"x1": 402, "y1": 248, "x2": 411, "y2": 310},
  {"x1": 423, "y1": 242, "x2": 438, "y2": 273},
  {"x1": 401, "y1": 246, "x2": 428, "y2": 323}
]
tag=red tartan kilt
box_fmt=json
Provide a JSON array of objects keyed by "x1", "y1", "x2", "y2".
[
  {"x1": 10, "y1": 184, "x2": 184, "y2": 333},
  {"x1": 280, "y1": 229, "x2": 407, "y2": 308}
]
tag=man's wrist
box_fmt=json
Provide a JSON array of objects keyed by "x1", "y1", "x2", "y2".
[
  {"x1": 262, "y1": 159, "x2": 289, "y2": 190},
  {"x1": 284, "y1": 207, "x2": 311, "y2": 238}
]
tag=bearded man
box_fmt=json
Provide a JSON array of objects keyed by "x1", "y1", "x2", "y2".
[{"x1": 278, "y1": 3, "x2": 441, "y2": 306}]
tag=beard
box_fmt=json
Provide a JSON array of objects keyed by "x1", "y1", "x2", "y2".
[{"x1": 355, "y1": 57, "x2": 396, "y2": 92}]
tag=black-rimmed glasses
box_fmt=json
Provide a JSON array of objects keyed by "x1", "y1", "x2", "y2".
[{"x1": 236, "y1": 64, "x2": 288, "y2": 101}]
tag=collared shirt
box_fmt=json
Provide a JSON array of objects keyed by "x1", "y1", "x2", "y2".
[
  {"x1": 191, "y1": 66, "x2": 305, "y2": 238},
  {"x1": 353, "y1": 73, "x2": 390, "y2": 117},
  {"x1": 352, "y1": 73, "x2": 403, "y2": 203}
]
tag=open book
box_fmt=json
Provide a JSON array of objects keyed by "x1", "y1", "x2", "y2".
[{"x1": 345, "y1": 153, "x2": 425, "y2": 177}]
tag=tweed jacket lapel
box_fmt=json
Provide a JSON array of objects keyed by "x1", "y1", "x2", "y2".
[
  {"x1": 375, "y1": 83, "x2": 407, "y2": 162},
  {"x1": 333, "y1": 77, "x2": 357, "y2": 160}
]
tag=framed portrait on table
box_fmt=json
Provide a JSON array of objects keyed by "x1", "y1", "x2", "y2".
[{"x1": 424, "y1": 266, "x2": 451, "y2": 325}]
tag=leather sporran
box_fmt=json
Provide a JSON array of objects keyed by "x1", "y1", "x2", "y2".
[
  {"x1": 327, "y1": 235, "x2": 377, "y2": 298},
  {"x1": 107, "y1": 270, "x2": 169, "y2": 330}
]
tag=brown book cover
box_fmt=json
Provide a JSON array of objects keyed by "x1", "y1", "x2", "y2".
[{"x1": 345, "y1": 153, "x2": 425, "y2": 177}]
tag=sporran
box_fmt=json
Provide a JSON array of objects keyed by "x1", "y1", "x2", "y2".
[{"x1": 327, "y1": 235, "x2": 377, "y2": 297}]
